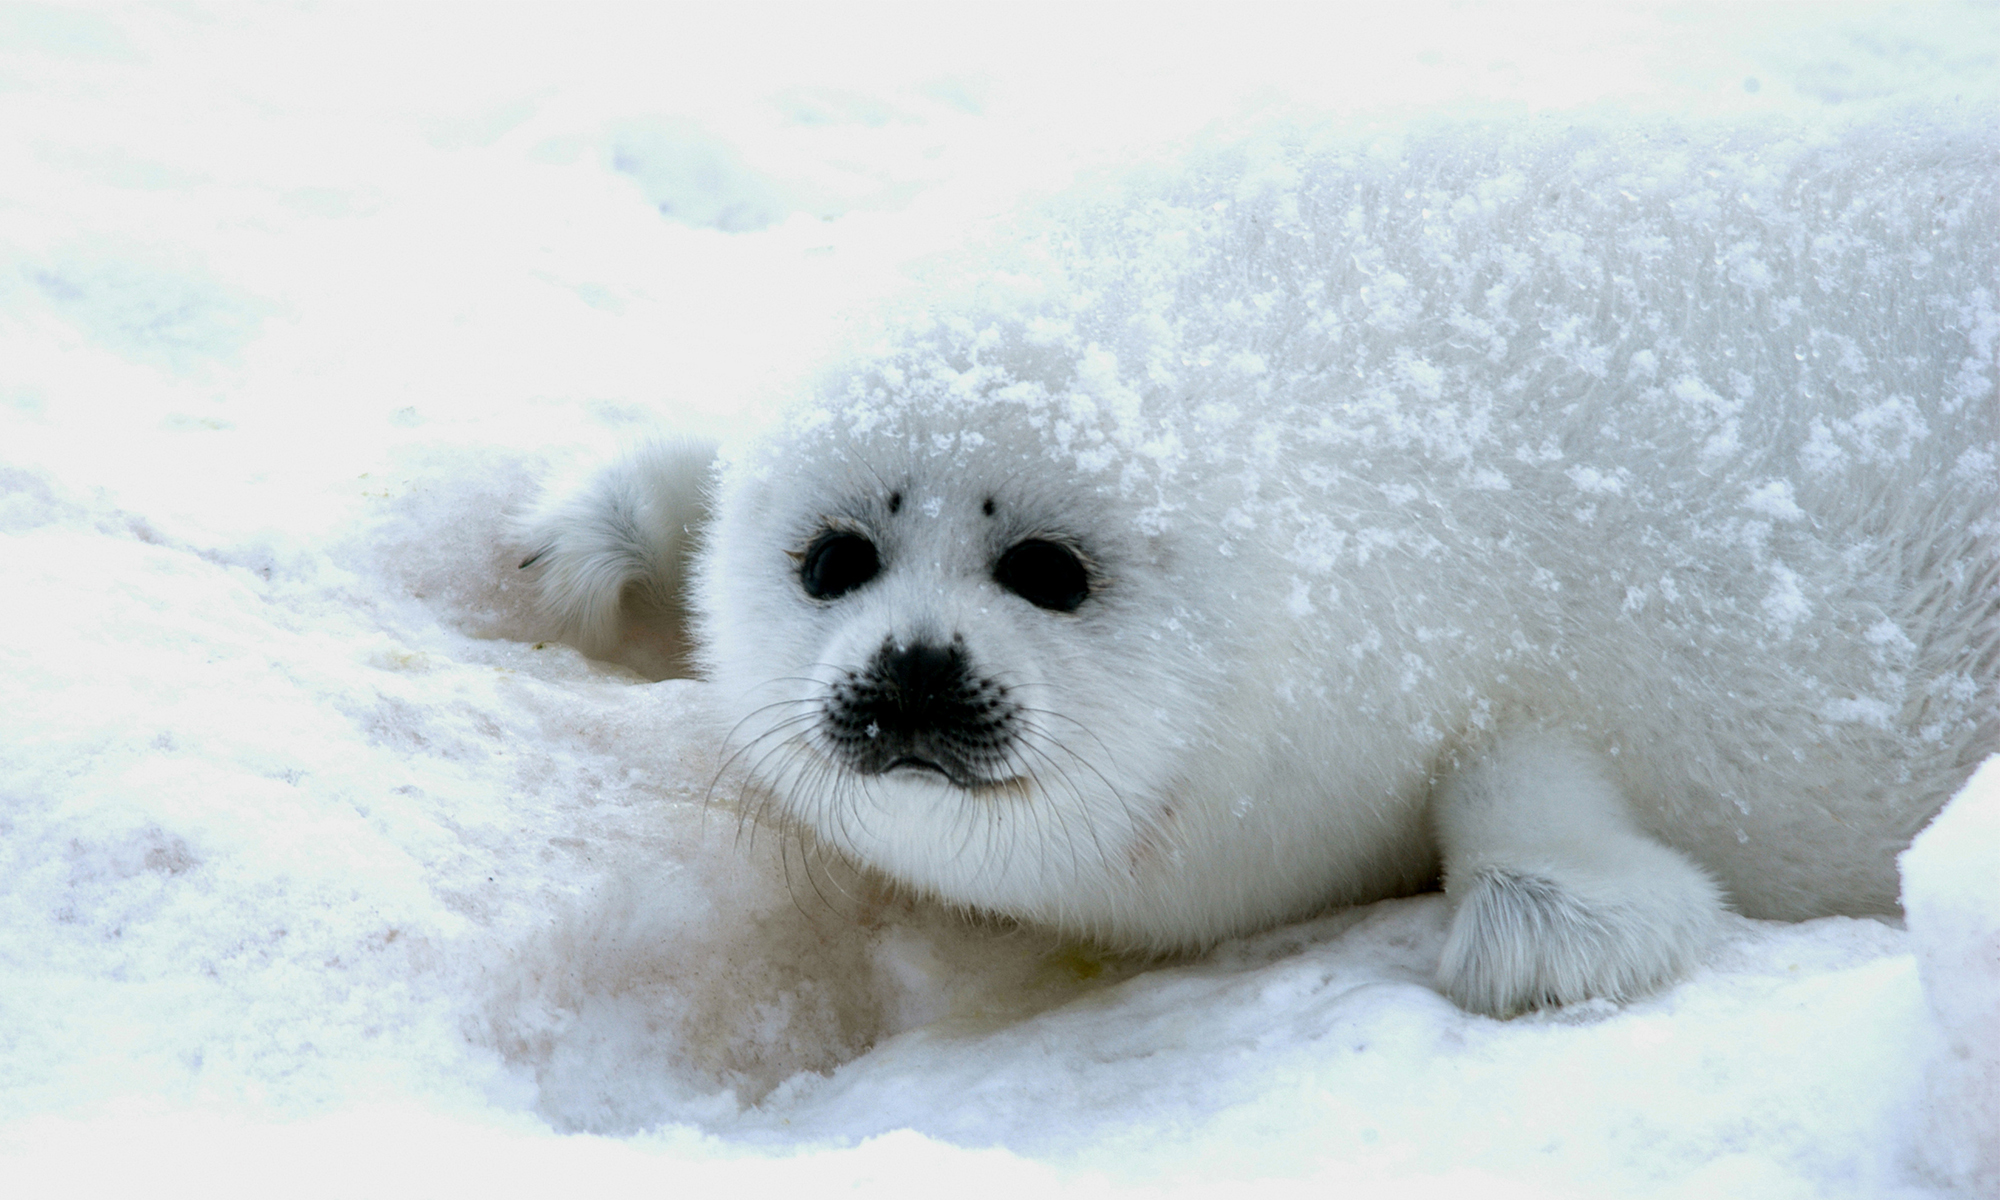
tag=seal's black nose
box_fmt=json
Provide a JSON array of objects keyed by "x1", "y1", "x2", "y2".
[
  {"x1": 822, "y1": 636, "x2": 1016, "y2": 786},
  {"x1": 871, "y1": 639, "x2": 972, "y2": 732}
]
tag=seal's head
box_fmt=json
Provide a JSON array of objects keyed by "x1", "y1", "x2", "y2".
[
  {"x1": 694, "y1": 342, "x2": 1236, "y2": 937},
  {"x1": 690, "y1": 162, "x2": 1440, "y2": 946}
]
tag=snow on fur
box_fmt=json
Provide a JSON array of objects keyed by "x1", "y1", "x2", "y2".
[{"x1": 681, "y1": 112, "x2": 1997, "y2": 952}]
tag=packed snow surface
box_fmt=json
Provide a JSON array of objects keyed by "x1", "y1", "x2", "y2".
[{"x1": 2, "y1": 4, "x2": 1996, "y2": 1197}]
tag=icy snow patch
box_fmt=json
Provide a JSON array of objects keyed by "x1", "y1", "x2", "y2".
[{"x1": 1903, "y1": 757, "x2": 2000, "y2": 1194}]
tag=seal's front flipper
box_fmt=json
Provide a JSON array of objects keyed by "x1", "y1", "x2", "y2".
[
  {"x1": 516, "y1": 438, "x2": 718, "y2": 679},
  {"x1": 1432, "y1": 732, "x2": 1723, "y2": 1017}
]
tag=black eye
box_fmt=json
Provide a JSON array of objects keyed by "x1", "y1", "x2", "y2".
[
  {"x1": 994, "y1": 539, "x2": 1090, "y2": 612},
  {"x1": 800, "y1": 532, "x2": 879, "y2": 600}
]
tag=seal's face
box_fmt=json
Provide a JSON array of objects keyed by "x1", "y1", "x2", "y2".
[
  {"x1": 697, "y1": 410, "x2": 1212, "y2": 924},
  {"x1": 806, "y1": 518, "x2": 1096, "y2": 791}
]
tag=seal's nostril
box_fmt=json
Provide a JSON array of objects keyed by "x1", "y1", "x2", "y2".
[{"x1": 877, "y1": 640, "x2": 967, "y2": 708}]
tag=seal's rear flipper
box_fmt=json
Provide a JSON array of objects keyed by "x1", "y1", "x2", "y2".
[{"x1": 516, "y1": 438, "x2": 718, "y2": 679}]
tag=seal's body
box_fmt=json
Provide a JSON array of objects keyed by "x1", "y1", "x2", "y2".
[{"x1": 524, "y1": 116, "x2": 2000, "y2": 1016}]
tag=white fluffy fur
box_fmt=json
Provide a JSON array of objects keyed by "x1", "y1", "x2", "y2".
[
  {"x1": 521, "y1": 115, "x2": 1999, "y2": 1017},
  {"x1": 516, "y1": 437, "x2": 716, "y2": 677},
  {"x1": 1434, "y1": 733, "x2": 1724, "y2": 1015}
]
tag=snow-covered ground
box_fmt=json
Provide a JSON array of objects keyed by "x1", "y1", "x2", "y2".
[{"x1": 3, "y1": 4, "x2": 1997, "y2": 1196}]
